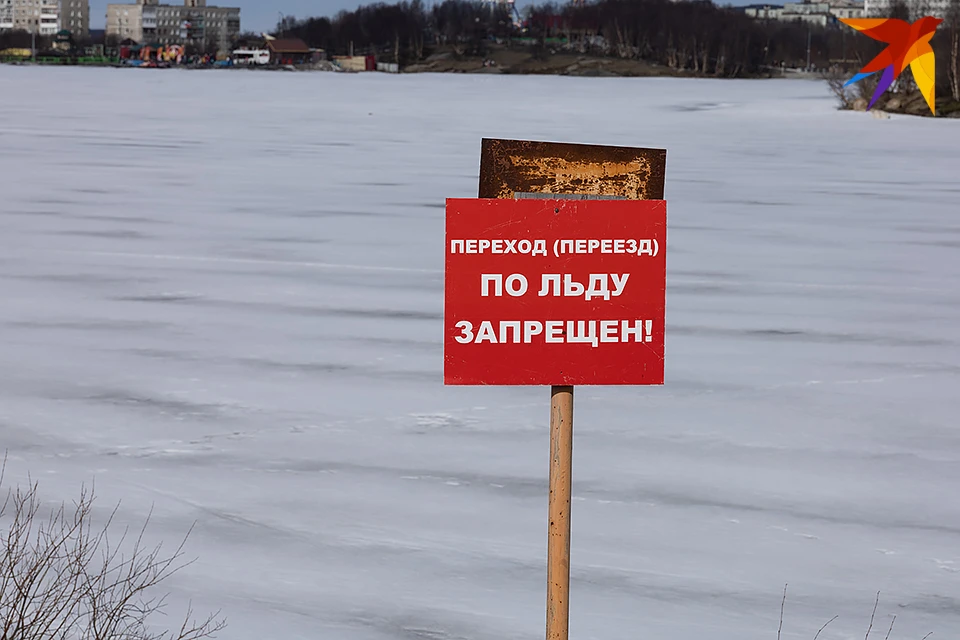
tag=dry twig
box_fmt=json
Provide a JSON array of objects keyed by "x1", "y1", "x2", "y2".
[
  {"x1": 865, "y1": 591, "x2": 881, "y2": 640},
  {"x1": 815, "y1": 615, "x2": 839, "y2": 640},
  {"x1": 885, "y1": 615, "x2": 897, "y2": 640},
  {"x1": 779, "y1": 583, "x2": 788, "y2": 640},
  {"x1": 0, "y1": 452, "x2": 225, "y2": 639}
]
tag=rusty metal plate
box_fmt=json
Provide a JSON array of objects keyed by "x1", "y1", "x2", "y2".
[{"x1": 478, "y1": 138, "x2": 666, "y2": 201}]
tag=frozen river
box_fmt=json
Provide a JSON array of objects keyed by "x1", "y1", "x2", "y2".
[{"x1": 1, "y1": 66, "x2": 958, "y2": 639}]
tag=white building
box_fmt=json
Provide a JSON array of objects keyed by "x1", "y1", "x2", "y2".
[
  {"x1": 744, "y1": 3, "x2": 785, "y2": 19},
  {"x1": 0, "y1": 0, "x2": 14, "y2": 30},
  {"x1": 744, "y1": 0, "x2": 864, "y2": 23},
  {"x1": 781, "y1": 1, "x2": 834, "y2": 25},
  {"x1": 39, "y1": 0, "x2": 57, "y2": 33},
  {"x1": 828, "y1": 0, "x2": 864, "y2": 18},
  {"x1": 0, "y1": 0, "x2": 89, "y2": 37},
  {"x1": 864, "y1": 0, "x2": 952, "y2": 17}
]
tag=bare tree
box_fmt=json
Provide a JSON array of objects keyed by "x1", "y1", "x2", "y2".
[
  {"x1": 0, "y1": 458, "x2": 225, "y2": 640},
  {"x1": 824, "y1": 66, "x2": 856, "y2": 109},
  {"x1": 249, "y1": 0, "x2": 937, "y2": 79}
]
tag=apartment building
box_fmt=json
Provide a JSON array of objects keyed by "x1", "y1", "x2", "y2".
[
  {"x1": 0, "y1": 0, "x2": 89, "y2": 37},
  {"x1": 60, "y1": 0, "x2": 88, "y2": 37},
  {"x1": 781, "y1": 1, "x2": 835, "y2": 25},
  {"x1": 107, "y1": 0, "x2": 240, "y2": 51},
  {"x1": 106, "y1": 1, "x2": 142, "y2": 40},
  {"x1": 864, "y1": 0, "x2": 954, "y2": 16},
  {"x1": 827, "y1": 0, "x2": 864, "y2": 18},
  {"x1": 744, "y1": 0, "x2": 864, "y2": 23},
  {"x1": 0, "y1": 1, "x2": 13, "y2": 30},
  {"x1": 0, "y1": 0, "x2": 60, "y2": 34},
  {"x1": 747, "y1": 0, "x2": 951, "y2": 19}
]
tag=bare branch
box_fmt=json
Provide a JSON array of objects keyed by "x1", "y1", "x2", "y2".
[
  {"x1": 866, "y1": 591, "x2": 880, "y2": 640},
  {"x1": 0, "y1": 471, "x2": 226, "y2": 640},
  {"x1": 779, "y1": 583, "x2": 787, "y2": 640},
  {"x1": 815, "y1": 615, "x2": 839, "y2": 640},
  {"x1": 885, "y1": 615, "x2": 897, "y2": 640}
]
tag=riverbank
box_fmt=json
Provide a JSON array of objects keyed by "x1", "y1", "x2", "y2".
[
  {"x1": 401, "y1": 46, "x2": 794, "y2": 79},
  {"x1": 831, "y1": 81, "x2": 960, "y2": 119},
  {"x1": 6, "y1": 48, "x2": 959, "y2": 118}
]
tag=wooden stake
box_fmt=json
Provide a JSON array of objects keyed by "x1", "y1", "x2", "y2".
[
  {"x1": 546, "y1": 385, "x2": 574, "y2": 640},
  {"x1": 477, "y1": 140, "x2": 666, "y2": 640}
]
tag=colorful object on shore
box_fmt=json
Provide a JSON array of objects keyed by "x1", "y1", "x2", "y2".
[
  {"x1": 839, "y1": 16, "x2": 943, "y2": 115},
  {"x1": 0, "y1": 48, "x2": 32, "y2": 58}
]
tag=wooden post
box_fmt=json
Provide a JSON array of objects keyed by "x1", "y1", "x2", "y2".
[
  {"x1": 546, "y1": 385, "x2": 573, "y2": 640},
  {"x1": 476, "y1": 139, "x2": 666, "y2": 640}
]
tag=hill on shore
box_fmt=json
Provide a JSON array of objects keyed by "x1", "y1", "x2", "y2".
[{"x1": 402, "y1": 44, "x2": 721, "y2": 77}]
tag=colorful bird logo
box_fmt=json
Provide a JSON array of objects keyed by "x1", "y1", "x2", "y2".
[{"x1": 839, "y1": 16, "x2": 943, "y2": 115}]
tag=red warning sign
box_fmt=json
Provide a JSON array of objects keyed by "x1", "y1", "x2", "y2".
[{"x1": 444, "y1": 197, "x2": 666, "y2": 386}]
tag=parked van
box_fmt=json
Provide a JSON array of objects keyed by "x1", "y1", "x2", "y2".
[{"x1": 232, "y1": 48, "x2": 270, "y2": 65}]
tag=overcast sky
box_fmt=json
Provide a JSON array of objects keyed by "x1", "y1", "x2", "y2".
[{"x1": 89, "y1": 0, "x2": 748, "y2": 34}]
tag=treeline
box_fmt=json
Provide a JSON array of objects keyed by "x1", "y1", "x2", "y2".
[
  {"x1": 277, "y1": 0, "x2": 959, "y2": 100},
  {"x1": 0, "y1": 29, "x2": 102, "y2": 53},
  {"x1": 277, "y1": 0, "x2": 872, "y2": 74},
  {"x1": 0, "y1": 30, "x2": 37, "y2": 50},
  {"x1": 276, "y1": 0, "x2": 512, "y2": 62}
]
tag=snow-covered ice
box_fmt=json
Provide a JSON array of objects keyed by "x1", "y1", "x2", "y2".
[{"x1": 1, "y1": 66, "x2": 958, "y2": 639}]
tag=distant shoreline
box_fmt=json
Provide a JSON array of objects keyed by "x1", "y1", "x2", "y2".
[
  {"x1": 4, "y1": 55, "x2": 957, "y2": 118},
  {"x1": 1, "y1": 56, "x2": 821, "y2": 81}
]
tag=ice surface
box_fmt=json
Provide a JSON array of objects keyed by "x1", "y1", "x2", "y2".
[{"x1": 1, "y1": 66, "x2": 958, "y2": 640}]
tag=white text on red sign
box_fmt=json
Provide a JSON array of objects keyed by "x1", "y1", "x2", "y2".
[
  {"x1": 449, "y1": 238, "x2": 660, "y2": 258},
  {"x1": 453, "y1": 319, "x2": 656, "y2": 348},
  {"x1": 481, "y1": 273, "x2": 630, "y2": 301}
]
